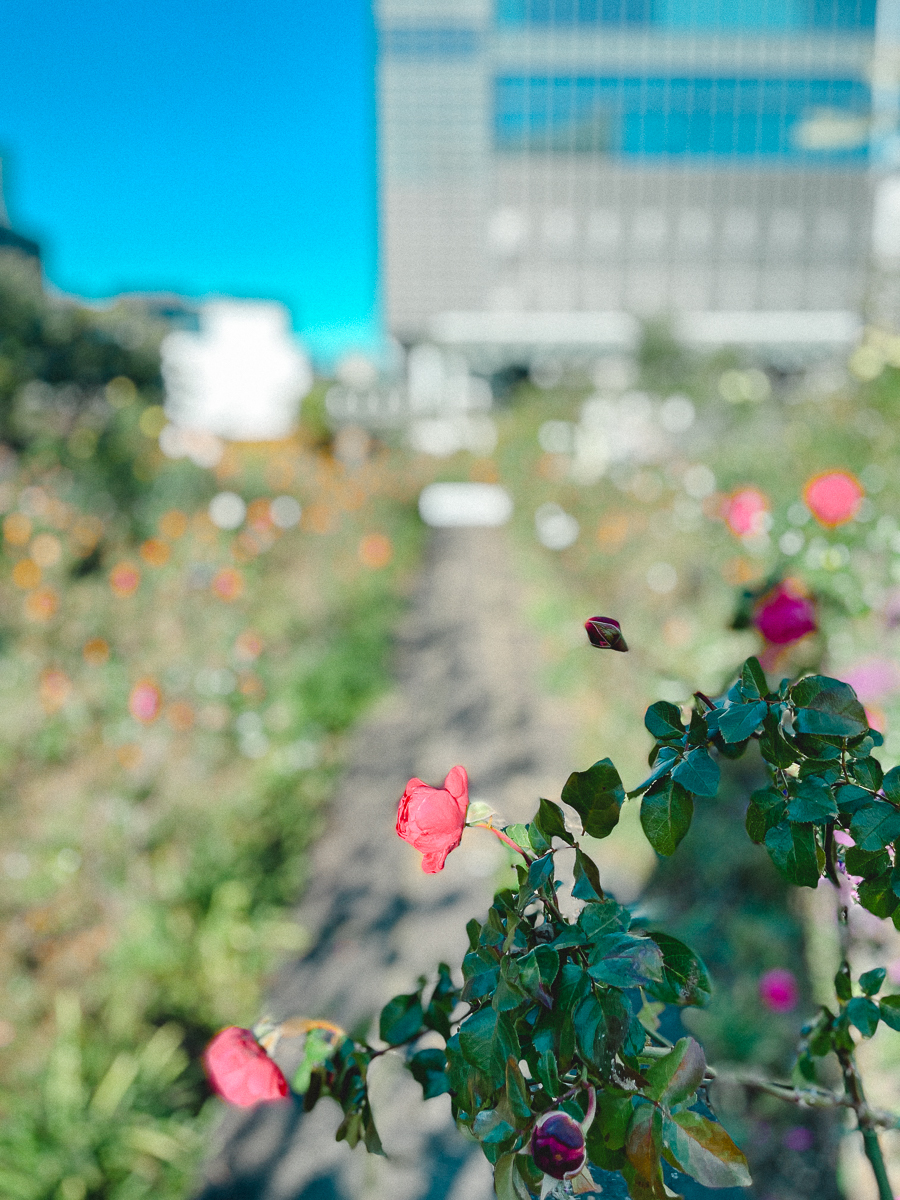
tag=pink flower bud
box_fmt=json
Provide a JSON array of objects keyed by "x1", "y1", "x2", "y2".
[
  {"x1": 531, "y1": 1110, "x2": 587, "y2": 1179},
  {"x1": 753, "y1": 581, "x2": 816, "y2": 646},
  {"x1": 584, "y1": 616, "x2": 628, "y2": 652},
  {"x1": 203, "y1": 1026, "x2": 289, "y2": 1107},
  {"x1": 759, "y1": 968, "x2": 798, "y2": 1014},
  {"x1": 396, "y1": 766, "x2": 468, "y2": 873}
]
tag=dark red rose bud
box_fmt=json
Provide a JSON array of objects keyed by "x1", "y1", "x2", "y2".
[
  {"x1": 531, "y1": 1110, "x2": 587, "y2": 1179},
  {"x1": 585, "y1": 616, "x2": 628, "y2": 652}
]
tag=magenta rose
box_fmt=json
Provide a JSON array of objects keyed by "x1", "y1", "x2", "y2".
[
  {"x1": 531, "y1": 1110, "x2": 588, "y2": 1179},
  {"x1": 396, "y1": 766, "x2": 469, "y2": 873},
  {"x1": 203, "y1": 1026, "x2": 290, "y2": 1107},
  {"x1": 753, "y1": 581, "x2": 816, "y2": 646}
]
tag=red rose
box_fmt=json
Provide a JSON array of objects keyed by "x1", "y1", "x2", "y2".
[
  {"x1": 203, "y1": 1026, "x2": 289, "y2": 1107},
  {"x1": 396, "y1": 766, "x2": 468, "y2": 873},
  {"x1": 753, "y1": 581, "x2": 816, "y2": 646}
]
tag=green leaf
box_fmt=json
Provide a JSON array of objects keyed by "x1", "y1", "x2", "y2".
[
  {"x1": 745, "y1": 787, "x2": 786, "y2": 844},
  {"x1": 671, "y1": 747, "x2": 720, "y2": 797},
  {"x1": 851, "y1": 757, "x2": 884, "y2": 792},
  {"x1": 718, "y1": 699, "x2": 767, "y2": 743},
  {"x1": 860, "y1": 968, "x2": 887, "y2": 997},
  {"x1": 850, "y1": 802, "x2": 900, "y2": 852},
  {"x1": 645, "y1": 932, "x2": 711, "y2": 1007},
  {"x1": 644, "y1": 1037, "x2": 707, "y2": 1104},
  {"x1": 548, "y1": 924, "x2": 587, "y2": 950},
  {"x1": 586, "y1": 1091, "x2": 632, "y2": 1170},
  {"x1": 526, "y1": 853, "x2": 555, "y2": 894},
  {"x1": 786, "y1": 777, "x2": 838, "y2": 824},
  {"x1": 291, "y1": 1028, "x2": 337, "y2": 1094},
  {"x1": 407, "y1": 1048, "x2": 449, "y2": 1099},
  {"x1": 879, "y1": 995, "x2": 900, "y2": 1031},
  {"x1": 846, "y1": 996, "x2": 880, "y2": 1038},
  {"x1": 493, "y1": 1154, "x2": 532, "y2": 1200},
  {"x1": 588, "y1": 933, "x2": 664, "y2": 988},
  {"x1": 579, "y1": 898, "x2": 631, "y2": 940},
  {"x1": 759, "y1": 710, "x2": 796, "y2": 769},
  {"x1": 844, "y1": 846, "x2": 890, "y2": 879},
  {"x1": 791, "y1": 676, "x2": 867, "y2": 739},
  {"x1": 572, "y1": 847, "x2": 605, "y2": 901},
  {"x1": 626, "y1": 1103, "x2": 665, "y2": 1187},
  {"x1": 883, "y1": 766, "x2": 900, "y2": 804},
  {"x1": 834, "y1": 962, "x2": 853, "y2": 1001},
  {"x1": 857, "y1": 872, "x2": 898, "y2": 919},
  {"x1": 505, "y1": 1056, "x2": 532, "y2": 1123},
  {"x1": 740, "y1": 656, "x2": 768, "y2": 699},
  {"x1": 645, "y1": 701, "x2": 684, "y2": 739},
  {"x1": 562, "y1": 758, "x2": 625, "y2": 838},
  {"x1": 764, "y1": 821, "x2": 820, "y2": 888},
  {"x1": 631, "y1": 746, "x2": 679, "y2": 797},
  {"x1": 533, "y1": 797, "x2": 574, "y2": 845},
  {"x1": 466, "y1": 918, "x2": 481, "y2": 951},
  {"x1": 534, "y1": 1046, "x2": 560, "y2": 1096},
  {"x1": 663, "y1": 1111, "x2": 751, "y2": 1189},
  {"x1": 458, "y1": 1006, "x2": 497, "y2": 1076},
  {"x1": 836, "y1": 783, "x2": 873, "y2": 814},
  {"x1": 641, "y1": 778, "x2": 693, "y2": 856},
  {"x1": 379, "y1": 991, "x2": 424, "y2": 1045},
  {"x1": 573, "y1": 992, "x2": 606, "y2": 1067}
]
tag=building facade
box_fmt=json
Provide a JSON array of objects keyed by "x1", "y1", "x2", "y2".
[{"x1": 376, "y1": 0, "x2": 878, "y2": 355}]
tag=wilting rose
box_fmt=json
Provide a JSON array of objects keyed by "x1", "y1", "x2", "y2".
[
  {"x1": 203, "y1": 1026, "x2": 289, "y2": 1107},
  {"x1": 531, "y1": 1110, "x2": 587, "y2": 1179},
  {"x1": 753, "y1": 581, "x2": 816, "y2": 646},
  {"x1": 803, "y1": 470, "x2": 863, "y2": 527},
  {"x1": 396, "y1": 766, "x2": 468, "y2": 873},
  {"x1": 584, "y1": 616, "x2": 628, "y2": 652},
  {"x1": 759, "y1": 968, "x2": 798, "y2": 1014}
]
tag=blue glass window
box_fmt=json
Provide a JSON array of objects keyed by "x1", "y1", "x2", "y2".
[
  {"x1": 381, "y1": 27, "x2": 480, "y2": 57},
  {"x1": 494, "y1": 75, "x2": 870, "y2": 162},
  {"x1": 496, "y1": 0, "x2": 875, "y2": 29}
]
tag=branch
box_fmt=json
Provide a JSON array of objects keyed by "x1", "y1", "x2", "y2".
[{"x1": 710, "y1": 1069, "x2": 900, "y2": 1130}]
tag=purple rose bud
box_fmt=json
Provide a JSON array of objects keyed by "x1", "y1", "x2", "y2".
[
  {"x1": 585, "y1": 616, "x2": 628, "y2": 652},
  {"x1": 531, "y1": 1110, "x2": 587, "y2": 1179}
]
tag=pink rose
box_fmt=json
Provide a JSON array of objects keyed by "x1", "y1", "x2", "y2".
[
  {"x1": 753, "y1": 581, "x2": 816, "y2": 646},
  {"x1": 759, "y1": 968, "x2": 798, "y2": 1014},
  {"x1": 724, "y1": 488, "x2": 769, "y2": 537},
  {"x1": 803, "y1": 470, "x2": 863, "y2": 527},
  {"x1": 203, "y1": 1026, "x2": 289, "y2": 1107},
  {"x1": 396, "y1": 766, "x2": 468, "y2": 873}
]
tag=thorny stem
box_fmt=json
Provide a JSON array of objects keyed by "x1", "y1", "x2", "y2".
[
  {"x1": 836, "y1": 1045, "x2": 895, "y2": 1200},
  {"x1": 718, "y1": 1071, "x2": 900, "y2": 1130}
]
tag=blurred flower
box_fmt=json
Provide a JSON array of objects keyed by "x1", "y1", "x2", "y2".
[
  {"x1": 12, "y1": 560, "x2": 40, "y2": 590},
  {"x1": 759, "y1": 967, "x2": 798, "y2": 1013},
  {"x1": 359, "y1": 533, "x2": 393, "y2": 569},
  {"x1": 109, "y1": 563, "x2": 140, "y2": 597},
  {"x1": 209, "y1": 492, "x2": 246, "y2": 531},
  {"x1": 838, "y1": 658, "x2": 900, "y2": 705},
  {"x1": 211, "y1": 567, "x2": 244, "y2": 601},
  {"x1": 3, "y1": 513, "x2": 31, "y2": 547},
  {"x1": 723, "y1": 488, "x2": 770, "y2": 537},
  {"x1": 139, "y1": 537, "x2": 171, "y2": 567},
  {"x1": 235, "y1": 630, "x2": 263, "y2": 662},
  {"x1": 166, "y1": 700, "x2": 195, "y2": 732},
  {"x1": 803, "y1": 470, "x2": 863, "y2": 527},
  {"x1": 783, "y1": 1126, "x2": 814, "y2": 1153},
  {"x1": 203, "y1": 1026, "x2": 289, "y2": 1107},
  {"x1": 158, "y1": 509, "x2": 189, "y2": 540},
  {"x1": 129, "y1": 680, "x2": 162, "y2": 724},
  {"x1": 25, "y1": 588, "x2": 58, "y2": 622},
  {"x1": 531, "y1": 1110, "x2": 588, "y2": 1179},
  {"x1": 83, "y1": 637, "x2": 110, "y2": 665},
  {"x1": 396, "y1": 766, "x2": 469, "y2": 873},
  {"x1": 584, "y1": 616, "x2": 628, "y2": 652},
  {"x1": 30, "y1": 533, "x2": 61, "y2": 568},
  {"x1": 238, "y1": 673, "x2": 265, "y2": 700},
  {"x1": 753, "y1": 580, "x2": 816, "y2": 646},
  {"x1": 39, "y1": 668, "x2": 72, "y2": 714}
]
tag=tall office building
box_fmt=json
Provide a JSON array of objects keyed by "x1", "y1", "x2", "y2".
[{"x1": 376, "y1": 0, "x2": 879, "y2": 357}]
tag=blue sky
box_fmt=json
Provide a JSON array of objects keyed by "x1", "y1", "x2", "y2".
[{"x1": 0, "y1": 0, "x2": 378, "y2": 362}]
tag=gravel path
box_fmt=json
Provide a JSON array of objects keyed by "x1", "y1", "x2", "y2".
[{"x1": 196, "y1": 526, "x2": 575, "y2": 1200}]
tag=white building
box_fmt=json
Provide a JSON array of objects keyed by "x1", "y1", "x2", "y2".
[{"x1": 376, "y1": 0, "x2": 884, "y2": 359}]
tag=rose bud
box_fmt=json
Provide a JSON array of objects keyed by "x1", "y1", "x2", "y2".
[
  {"x1": 203, "y1": 1026, "x2": 290, "y2": 1107},
  {"x1": 584, "y1": 616, "x2": 628, "y2": 652},
  {"x1": 531, "y1": 1110, "x2": 588, "y2": 1179},
  {"x1": 396, "y1": 765, "x2": 468, "y2": 873},
  {"x1": 753, "y1": 581, "x2": 816, "y2": 646}
]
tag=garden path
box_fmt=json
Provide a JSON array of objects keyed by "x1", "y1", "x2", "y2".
[{"x1": 196, "y1": 525, "x2": 576, "y2": 1200}]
